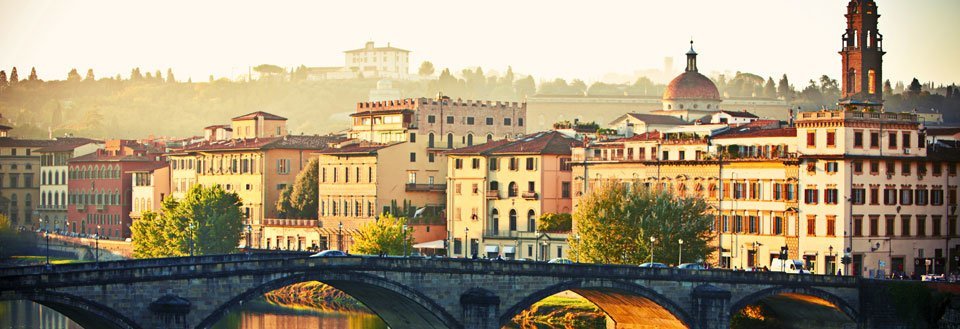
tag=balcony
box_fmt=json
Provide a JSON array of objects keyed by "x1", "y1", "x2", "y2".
[
  {"x1": 405, "y1": 183, "x2": 446, "y2": 192},
  {"x1": 486, "y1": 190, "x2": 500, "y2": 200},
  {"x1": 522, "y1": 191, "x2": 539, "y2": 200},
  {"x1": 483, "y1": 230, "x2": 570, "y2": 239}
]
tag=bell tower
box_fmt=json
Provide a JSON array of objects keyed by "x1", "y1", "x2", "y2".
[{"x1": 840, "y1": 0, "x2": 885, "y2": 107}]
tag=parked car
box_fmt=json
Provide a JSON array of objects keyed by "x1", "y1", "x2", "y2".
[
  {"x1": 548, "y1": 258, "x2": 574, "y2": 264},
  {"x1": 638, "y1": 262, "x2": 668, "y2": 268},
  {"x1": 677, "y1": 263, "x2": 707, "y2": 270},
  {"x1": 769, "y1": 259, "x2": 807, "y2": 274},
  {"x1": 310, "y1": 250, "x2": 348, "y2": 258}
]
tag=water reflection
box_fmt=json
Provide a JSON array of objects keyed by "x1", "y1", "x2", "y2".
[
  {"x1": 211, "y1": 299, "x2": 388, "y2": 329},
  {"x1": 0, "y1": 300, "x2": 82, "y2": 329}
]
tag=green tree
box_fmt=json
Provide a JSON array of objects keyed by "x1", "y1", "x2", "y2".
[
  {"x1": 166, "y1": 68, "x2": 176, "y2": 83},
  {"x1": 515, "y1": 75, "x2": 536, "y2": 99},
  {"x1": 84, "y1": 69, "x2": 95, "y2": 82},
  {"x1": 777, "y1": 74, "x2": 791, "y2": 99},
  {"x1": 418, "y1": 61, "x2": 435, "y2": 76},
  {"x1": 351, "y1": 214, "x2": 415, "y2": 255},
  {"x1": 28, "y1": 67, "x2": 38, "y2": 81},
  {"x1": 569, "y1": 182, "x2": 714, "y2": 265},
  {"x1": 277, "y1": 158, "x2": 318, "y2": 218},
  {"x1": 9, "y1": 67, "x2": 18, "y2": 84},
  {"x1": 67, "y1": 68, "x2": 82, "y2": 82},
  {"x1": 131, "y1": 67, "x2": 143, "y2": 80},
  {"x1": 537, "y1": 213, "x2": 572, "y2": 232},
  {"x1": 254, "y1": 64, "x2": 285, "y2": 76},
  {"x1": 908, "y1": 78, "x2": 923, "y2": 95},
  {"x1": 0, "y1": 70, "x2": 7, "y2": 87},
  {"x1": 131, "y1": 185, "x2": 244, "y2": 258},
  {"x1": 763, "y1": 77, "x2": 777, "y2": 98}
]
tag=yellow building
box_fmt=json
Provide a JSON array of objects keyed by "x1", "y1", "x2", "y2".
[{"x1": 446, "y1": 131, "x2": 581, "y2": 260}]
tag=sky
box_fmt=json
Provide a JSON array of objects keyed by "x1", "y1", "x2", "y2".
[{"x1": 1, "y1": 0, "x2": 958, "y2": 86}]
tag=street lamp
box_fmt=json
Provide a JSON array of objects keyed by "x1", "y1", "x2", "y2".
[
  {"x1": 678, "y1": 238, "x2": 684, "y2": 266},
  {"x1": 44, "y1": 230, "x2": 50, "y2": 265},
  {"x1": 649, "y1": 236, "x2": 657, "y2": 264},
  {"x1": 245, "y1": 225, "x2": 252, "y2": 250},
  {"x1": 465, "y1": 227, "x2": 470, "y2": 258},
  {"x1": 338, "y1": 221, "x2": 343, "y2": 251},
  {"x1": 96, "y1": 225, "x2": 101, "y2": 266},
  {"x1": 297, "y1": 234, "x2": 301, "y2": 251}
]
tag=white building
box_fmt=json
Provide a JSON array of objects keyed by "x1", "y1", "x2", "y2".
[
  {"x1": 36, "y1": 139, "x2": 102, "y2": 232},
  {"x1": 344, "y1": 42, "x2": 410, "y2": 80}
]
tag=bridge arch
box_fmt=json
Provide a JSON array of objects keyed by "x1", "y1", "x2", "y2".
[
  {"x1": 729, "y1": 285, "x2": 859, "y2": 322},
  {"x1": 1, "y1": 290, "x2": 141, "y2": 329},
  {"x1": 500, "y1": 278, "x2": 694, "y2": 328},
  {"x1": 197, "y1": 270, "x2": 459, "y2": 329}
]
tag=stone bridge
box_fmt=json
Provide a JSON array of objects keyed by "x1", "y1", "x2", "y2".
[{"x1": 0, "y1": 254, "x2": 920, "y2": 329}]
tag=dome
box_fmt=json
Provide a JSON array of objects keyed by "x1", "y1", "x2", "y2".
[{"x1": 663, "y1": 71, "x2": 720, "y2": 101}]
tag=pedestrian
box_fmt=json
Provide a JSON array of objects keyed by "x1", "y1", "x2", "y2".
[{"x1": 836, "y1": 269, "x2": 842, "y2": 276}]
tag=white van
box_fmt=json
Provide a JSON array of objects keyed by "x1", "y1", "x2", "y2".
[{"x1": 770, "y1": 259, "x2": 807, "y2": 274}]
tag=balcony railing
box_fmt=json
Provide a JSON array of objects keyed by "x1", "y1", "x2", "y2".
[
  {"x1": 486, "y1": 190, "x2": 500, "y2": 200},
  {"x1": 405, "y1": 183, "x2": 446, "y2": 192},
  {"x1": 262, "y1": 218, "x2": 320, "y2": 227},
  {"x1": 483, "y1": 230, "x2": 570, "y2": 239},
  {"x1": 522, "y1": 191, "x2": 539, "y2": 200}
]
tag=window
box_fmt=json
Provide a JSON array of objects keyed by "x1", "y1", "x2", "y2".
[
  {"x1": 471, "y1": 158, "x2": 480, "y2": 169},
  {"x1": 902, "y1": 162, "x2": 911, "y2": 175},
  {"x1": 748, "y1": 216, "x2": 758, "y2": 234},
  {"x1": 409, "y1": 152, "x2": 416, "y2": 162},
  {"x1": 509, "y1": 158, "x2": 518, "y2": 171},
  {"x1": 409, "y1": 133, "x2": 416, "y2": 143},
  {"x1": 826, "y1": 216, "x2": 836, "y2": 236},
  {"x1": 888, "y1": 132, "x2": 897, "y2": 149},
  {"x1": 447, "y1": 133, "x2": 454, "y2": 148},
  {"x1": 853, "y1": 161, "x2": 863, "y2": 174},
  {"x1": 446, "y1": 116, "x2": 454, "y2": 124},
  {"x1": 678, "y1": 151, "x2": 686, "y2": 160},
  {"x1": 916, "y1": 189, "x2": 929, "y2": 206},
  {"x1": 854, "y1": 131, "x2": 863, "y2": 148},
  {"x1": 870, "y1": 216, "x2": 879, "y2": 236},
  {"x1": 933, "y1": 162, "x2": 942, "y2": 176},
  {"x1": 428, "y1": 153, "x2": 435, "y2": 163},
  {"x1": 486, "y1": 117, "x2": 493, "y2": 125},
  {"x1": 454, "y1": 159, "x2": 463, "y2": 169},
  {"x1": 472, "y1": 183, "x2": 479, "y2": 195},
  {"x1": 870, "y1": 161, "x2": 879, "y2": 174},
  {"x1": 734, "y1": 215, "x2": 743, "y2": 233},
  {"x1": 870, "y1": 187, "x2": 880, "y2": 205},
  {"x1": 562, "y1": 182, "x2": 571, "y2": 198},
  {"x1": 527, "y1": 181, "x2": 535, "y2": 193},
  {"x1": 851, "y1": 188, "x2": 865, "y2": 205},
  {"x1": 884, "y1": 188, "x2": 897, "y2": 205},
  {"x1": 825, "y1": 162, "x2": 839, "y2": 173},
  {"x1": 773, "y1": 217, "x2": 784, "y2": 235},
  {"x1": 489, "y1": 158, "x2": 499, "y2": 171},
  {"x1": 918, "y1": 162, "x2": 928, "y2": 176},
  {"x1": 917, "y1": 215, "x2": 927, "y2": 237},
  {"x1": 466, "y1": 117, "x2": 474, "y2": 125},
  {"x1": 455, "y1": 183, "x2": 461, "y2": 195},
  {"x1": 903, "y1": 132, "x2": 912, "y2": 149},
  {"x1": 886, "y1": 215, "x2": 895, "y2": 237},
  {"x1": 853, "y1": 216, "x2": 863, "y2": 237},
  {"x1": 428, "y1": 133, "x2": 435, "y2": 148},
  {"x1": 276, "y1": 159, "x2": 291, "y2": 174},
  {"x1": 509, "y1": 210, "x2": 517, "y2": 231},
  {"x1": 900, "y1": 188, "x2": 913, "y2": 205},
  {"x1": 886, "y1": 161, "x2": 896, "y2": 175},
  {"x1": 806, "y1": 131, "x2": 816, "y2": 147},
  {"x1": 525, "y1": 158, "x2": 535, "y2": 171},
  {"x1": 933, "y1": 215, "x2": 942, "y2": 237},
  {"x1": 804, "y1": 188, "x2": 819, "y2": 204},
  {"x1": 518, "y1": 118, "x2": 524, "y2": 127},
  {"x1": 807, "y1": 216, "x2": 816, "y2": 236},
  {"x1": 932, "y1": 189, "x2": 944, "y2": 206},
  {"x1": 901, "y1": 215, "x2": 912, "y2": 236},
  {"x1": 825, "y1": 188, "x2": 839, "y2": 204},
  {"x1": 508, "y1": 182, "x2": 518, "y2": 197},
  {"x1": 950, "y1": 216, "x2": 958, "y2": 237},
  {"x1": 504, "y1": 118, "x2": 512, "y2": 126},
  {"x1": 826, "y1": 131, "x2": 836, "y2": 147},
  {"x1": 870, "y1": 132, "x2": 879, "y2": 148}
]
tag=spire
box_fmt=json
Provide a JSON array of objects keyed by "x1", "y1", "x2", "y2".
[{"x1": 685, "y1": 40, "x2": 698, "y2": 72}]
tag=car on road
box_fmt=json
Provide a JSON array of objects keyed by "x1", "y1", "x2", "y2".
[
  {"x1": 310, "y1": 250, "x2": 348, "y2": 258},
  {"x1": 677, "y1": 263, "x2": 707, "y2": 270},
  {"x1": 547, "y1": 258, "x2": 574, "y2": 264},
  {"x1": 638, "y1": 262, "x2": 668, "y2": 268}
]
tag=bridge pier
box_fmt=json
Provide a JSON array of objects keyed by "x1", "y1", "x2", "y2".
[
  {"x1": 460, "y1": 288, "x2": 500, "y2": 329},
  {"x1": 692, "y1": 284, "x2": 731, "y2": 329}
]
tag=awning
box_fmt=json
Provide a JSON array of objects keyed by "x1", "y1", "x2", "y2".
[
  {"x1": 803, "y1": 251, "x2": 818, "y2": 256},
  {"x1": 485, "y1": 245, "x2": 499, "y2": 253},
  {"x1": 503, "y1": 246, "x2": 517, "y2": 254},
  {"x1": 413, "y1": 240, "x2": 445, "y2": 249}
]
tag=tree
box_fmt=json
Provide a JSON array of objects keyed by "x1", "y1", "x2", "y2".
[
  {"x1": 0, "y1": 70, "x2": 6, "y2": 87},
  {"x1": 131, "y1": 185, "x2": 243, "y2": 258},
  {"x1": 351, "y1": 215, "x2": 415, "y2": 255},
  {"x1": 569, "y1": 182, "x2": 714, "y2": 265},
  {"x1": 777, "y1": 74, "x2": 791, "y2": 100},
  {"x1": 537, "y1": 213, "x2": 572, "y2": 232},
  {"x1": 85, "y1": 69, "x2": 95, "y2": 82},
  {"x1": 9, "y1": 67, "x2": 18, "y2": 84},
  {"x1": 883, "y1": 79, "x2": 893, "y2": 96},
  {"x1": 514, "y1": 75, "x2": 536, "y2": 99},
  {"x1": 908, "y1": 78, "x2": 923, "y2": 95},
  {"x1": 67, "y1": 68, "x2": 82, "y2": 82},
  {"x1": 131, "y1": 67, "x2": 143, "y2": 80},
  {"x1": 418, "y1": 61, "x2": 435, "y2": 76},
  {"x1": 28, "y1": 67, "x2": 38, "y2": 81},
  {"x1": 253, "y1": 64, "x2": 285, "y2": 77},
  {"x1": 277, "y1": 158, "x2": 318, "y2": 218},
  {"x1": 763, "y1": 77, "x2": 777, "y2": 98},
  {"x1": 166, "y1": 68, "x2": 176, "y2": 83},
  {"x1": 154, "y1": 70, "x2": 163, "y2": 82}
]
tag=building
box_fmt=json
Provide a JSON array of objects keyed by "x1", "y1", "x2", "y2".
[
  {"x1": 608, "y1": 113, "x2": 689, "y2": 137},
  {"x1": 316, "y1": 97, "x2": 527, "y2": 251},
  {"x1": 1, "y1": 135, "x2": 58, "y2": 230},
  {"x1": 839, "y1": 0, "x2": 884, "y2": 106},
  {"x1": 653, "y1": 41, "x2": 722, "y2": 121},
  {"x1": 344, "y1": 41, "x2": 410, "y2": 80},
  {"x1": 129, "y1": 164, "x2": 170, "y2": 221},
  {"x1": 66, "y1": 140, "x2": 165, "y2": 239},
  {"x1": 369, "y1": 79, "x2": 402, "y2": 102},
  {"x1": 36, "y1": 138, "x2": 102, "y2": 233},
  {"x1": 445, "y1": 131, "x2": 582, "y2": 260},
  {"x1": 706, "y1": 110, "x2": 760, "y2": 125}
]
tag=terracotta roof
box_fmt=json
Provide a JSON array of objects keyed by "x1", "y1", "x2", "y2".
[
  {"x1": 183, "y1": 135, "x2": 342, "y2": 152},
  {"x1": 620, "y1": 131, "x2": 663, "y2": 142},
  {"x1": 349, "y1": 109, "x2": 413, "y2": 117},
  {"x1": 927, "y1": 127, "x2": 960, "y2": 136},
  {"x1": 231, "y1": 111, "x2": 287, "y2": 121},
  {"x1": 69, "y1": 152, "x2": 160, "y2": 163},
  {"x1": 611, "y1": 113, "x2": 689, "y2": 126},
  {"x1": 713, "y1": 127, "x2": 797, "y2": 139},
  {"x1": 0, "y1": 124, "x2": 11, "y2": 130},
  {"x1": 35, "y1": 138, "x2": 102, "y2": 152},
  {"x1": 0, "y1": 137, "x2": 60, "y2": 148},
  {"x1": 318, "y1": 142, "x2": 399, "y2": 155},
  {"x1": 663, "y1": 71, "x2": 720, "y2": 100},
  {"x1": 448, "y1": 131, "x2": 583, "y2": 156}
]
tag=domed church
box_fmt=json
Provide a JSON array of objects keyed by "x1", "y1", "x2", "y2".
[{"x1": 652, "y1": 41, "x2": 722, "y2": 121}]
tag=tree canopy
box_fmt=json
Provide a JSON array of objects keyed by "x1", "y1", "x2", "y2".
[
  {"x1": 131, "y1": 185, "x2": 244, "y2": 258},
  {"x1": 418, "y1": 61, "x2": 435, "y2": 76},
  {"x1": 569, "y1": 182, "x2": 715, "y2": 265},
  {"x1": 351, "y1": 215, "x2": 415, "y2": 256},
  {"x1": 277, "y1": 158, "x2": 319, "y2": 219}
]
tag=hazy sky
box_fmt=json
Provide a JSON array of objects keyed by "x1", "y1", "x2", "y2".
[{"x1": 1, "y1": 0, "x2": 958, "y2": 86}]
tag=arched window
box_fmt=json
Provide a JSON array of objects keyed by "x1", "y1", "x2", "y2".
[
  {"x1": 868, "y1": 70, "x2": 876, "y2": 94},
  {"x1": 527, "y1": 210, "x2": 536, "y2": 232},
  {"x1": 679, "y1": 104, "x2": 684, "y2": 110},
  {"x1": 847, "y1": 69, "x2": 856, "y2": 93},
  {"x1": 428, "y1": 133, "x2": 435, "y2": 148},
  {"x1": 491, "y1": 209, "x2": 499, "y2": 232},
  {"x1": 42, "y1": 192, "x2": 47, "y2": 206},
  {"x1": 487, "y1": 134, "x2": 493, "y2": 142},
  {"x1": 509, "y1": 209, "x2": 517, "y2": 231},
  {"x1": 466, "y1": 134, "x2": 474, "y2": 146},
  {"x1": 447, "y1": 133, "x2": 454, "y2": 148},
  {"x1": 508, "y1": 182, "x2": 518, "y2": 197}
]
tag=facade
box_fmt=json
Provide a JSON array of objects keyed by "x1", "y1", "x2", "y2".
[
  {"x1": 36, "y1": 139, "x2": 102, "y2": 233},
  {"x1": 344, "y1": 42, "x2": 410, "y2": 80},
  {"x1": 840, "y1": 0, "x2": 884, "y2": 105},
  {"x1": 316, "y1": 97, "x2": 527, "y2": 251},
  {"x1": 445, "y1": 131, "x2": 581, "y2": 260},
  {"x1": 66, "y1": 140, "x2": 165, "y2": 239},
  {"x1": 129, "y1": 165, "x2": 170, "y2": 221},
  {"x1": 0, "y1": 137, "x2": 54, "y2": 230},
  {"x1": 706, "y1": 110, "x2": 760, "y2": 125},
  {"x1": 608, "y1": 113, "x2": 689, "y2": 137}
]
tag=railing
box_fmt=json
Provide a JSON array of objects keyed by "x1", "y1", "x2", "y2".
[
  {"x1": 486, "y1": 190, "x2": 500, "y2": 200},
  {"x1": 262, "y1": 218, "x2": 320, "y2": 227},
  {"x1": 799, "y1": 110, "x2": 918, "y2": 123},
  {"x1": 522, "y1": 191, "x2": 539, "y2": 200},
  {"x1": 483, "y1": 230, "x2": 569, "y2": 239},
  {"x1": 405, "y1": 183, "x2": 446, "y2": 192}
]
